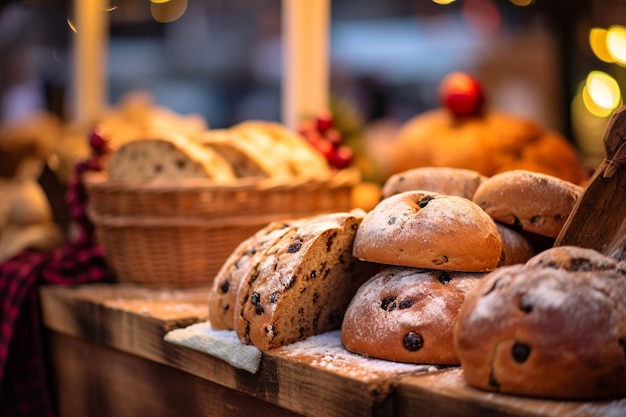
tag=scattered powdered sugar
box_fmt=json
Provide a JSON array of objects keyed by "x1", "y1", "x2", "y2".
[
  {"x1": 276, "y1": 330, "x2": 439, "y2": 381},
  {"x1": 570, "y1": 399, "x2": 626, "y2": 417}
]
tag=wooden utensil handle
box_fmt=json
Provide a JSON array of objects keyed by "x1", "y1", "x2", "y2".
[{"x1": 555, "y1": 105, "x2": 626, "y2": 259}]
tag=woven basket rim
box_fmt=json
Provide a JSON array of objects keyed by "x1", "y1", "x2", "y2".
[
  {"x1": 83, "y1": 168, "x2": 360, "y2": 192},
  {"x1": 86, "y1": 207, "x2": 324, "y2": 228}
]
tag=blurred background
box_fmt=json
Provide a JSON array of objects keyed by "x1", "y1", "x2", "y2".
[{"x1": 0, "y1": 0, "x2": 625, "y2": 164}]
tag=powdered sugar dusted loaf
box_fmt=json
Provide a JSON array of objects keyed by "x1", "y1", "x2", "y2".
[
  {"x1": 342, "y1": 266, "x2": 483, "y2": 365},
  {"x1": 353, "y1": 191, "x2": 502, "y2": 272},
  {"x1": 454, "y1": 246, "x2": 626, "y2": 400}
]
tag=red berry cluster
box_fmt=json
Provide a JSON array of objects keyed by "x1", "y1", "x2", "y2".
[
  {"x1": 299, "y1": 114, "x2": 354, "y2": 169},
  {"x1": 65, "y1": 129, "x2": 110, "y2": 243}
]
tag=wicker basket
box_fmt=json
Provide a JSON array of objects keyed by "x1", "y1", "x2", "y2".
[{"x1": 84, "y1": 169, "x2": 360, "y2": 287}]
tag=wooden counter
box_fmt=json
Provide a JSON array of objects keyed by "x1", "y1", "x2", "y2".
[{"x1": 40, "y1": 284, "x2": 626, "y2": 417}]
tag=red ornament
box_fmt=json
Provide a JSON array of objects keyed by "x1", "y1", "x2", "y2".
[{"x1": 438, "y1": 72, "x2": 485, "y2": 117}]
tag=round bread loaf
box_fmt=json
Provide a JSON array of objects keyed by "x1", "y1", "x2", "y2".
[
  {"x1": 472, "y1": 170, "x2": 583, "y2": 238},
  {"x1": 353, "y1": 191, "x2": 502, "y2": 272},
  {"x1": 454, "y1": 247, "x2": 626, "y2": 400},
  {"x1": 526, "y1": 245, "x2": 618, "y2": 272},
  {"x1": 341, "y1": 266, "x2": 483, "y2": 364},
  {"x1": 382, "y1": 167, "x2": 487, "y2": 200},
  {"x1": 495, "y1": 223, "x2": 535, "y2": 267},
  {"x1": 388, "y1": 108, "x2": 588, "y2": 185},
  {"x1": 208, "y1": 220, "x2": 303, "y2": 330}
]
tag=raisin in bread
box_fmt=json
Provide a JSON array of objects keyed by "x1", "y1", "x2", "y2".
[
  {"x1": 208, "y1": 220, "x2": 304, "y2": 330},
  {"x1": 234, "y1": 211, "x2": 379, "y2": 350}
]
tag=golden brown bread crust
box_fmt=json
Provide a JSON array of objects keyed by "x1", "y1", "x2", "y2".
[
  {"x1": 389, "y1": 109, "x2": 588, "y2": 185},
  {"x1": 454, "y1": 247, "x2": 626, "y2": 400},
  {"x1": 341, "y1": 266, "x2": 483, "y2": 365},
  {"x1": 495, "y1": 223, "x2": 535, "y2": 267},
  {"x1": 208, "y1": 220, "x2": 302, "y2": 330},
  {"x1": 526, "y1": 245, "x2": 618, "y2": 271},
  {"x1": 353, "y1": 191, "x2": 502, "y2": 272},
  {"x1": 382, "y1": 167, "x2": 487, "y2": 199},
  {"x1": 472, "y1": 170, "x2": 583, "y2": 238}
]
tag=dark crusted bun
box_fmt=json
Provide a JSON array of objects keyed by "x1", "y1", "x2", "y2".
[
  {"x1": 342, "y1": 266, "x2": 482, "y2": 365},
  {"x1": 454, "y1": 247, "x2": 626, "y2": 400}
]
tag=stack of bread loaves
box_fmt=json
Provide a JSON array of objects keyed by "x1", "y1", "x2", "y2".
[{"x1": 341, "y1": 167, "x2": 584, "y2": 366}]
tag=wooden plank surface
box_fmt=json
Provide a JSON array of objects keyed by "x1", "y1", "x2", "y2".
[
  {"x1": 41, "y1": 284, "x2": 626, "y2": 417},
  {"x1": 395, "y1": 368, "x2": 626, "y2": 417},
  {"x1": 48, "y1": 332, "x2": 303, "y2": 417},
  {"x1": 40, "y1": 284, "x2": 431, "y2": 417}
]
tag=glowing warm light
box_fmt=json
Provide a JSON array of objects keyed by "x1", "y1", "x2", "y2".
[
  {"x1": 67, "y1": 18, "x2": 77, "y2": 33},
  {"x1": 582, "y1": 71, "x2": 621, "y2": 117},
  {"x1": 151, "y1": 0, "x2": 187, "y2": 22},
  {"x1": 509, "y1": 0, "x2": 534, "y2": 6},
  {"x1": 607, "y1": 25, "x2": 626, "y2": 65},
  {"x1": 432, "y1": 0, "x2": 456, "y2": 4},
  {"x1": 589, "y1": 28, "x2": 614, "y2": 63}
]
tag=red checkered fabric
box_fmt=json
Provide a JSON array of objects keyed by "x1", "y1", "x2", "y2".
[{"x1": 0, "y1": 238, "x2": 114, "y2": 417}]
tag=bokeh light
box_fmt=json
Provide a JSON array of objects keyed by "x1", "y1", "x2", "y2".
[
  {"x1": 151, "y1": 0, "x2": 187, "y2": 23},
  {"x1": 606, "y1": 25, "x2": 626, "y2": 65},
  {"x1": 509, "y1": 0, "x2": 534, "y2": 6},
  {"x1": 589, "y1": 28, "x2": 614, "y2": 63},
  {"x1": 582, "y1": 71, "x2": 621, "y2": 118}
]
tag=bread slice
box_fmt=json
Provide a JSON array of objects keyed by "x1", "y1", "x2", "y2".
[
  {"x1": 231, "y1": 120, "x2": 331, "y2": 179},
  {"x1": 197, "y1": 129, "x2": 291, "y2": 179},
  {"x1": 234, "y1": 211, "x2": 378, "y2": 350},
  {"x1": 208, "y1": 219, "x2": 304, "y2": 330},
  {"x1": 106, "y1": 129, "x2": 235, "y2": 181}
]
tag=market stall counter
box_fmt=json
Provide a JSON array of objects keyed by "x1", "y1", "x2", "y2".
[{"x1": 40, "y1": 284, "x2": 626, "y2": 417}]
